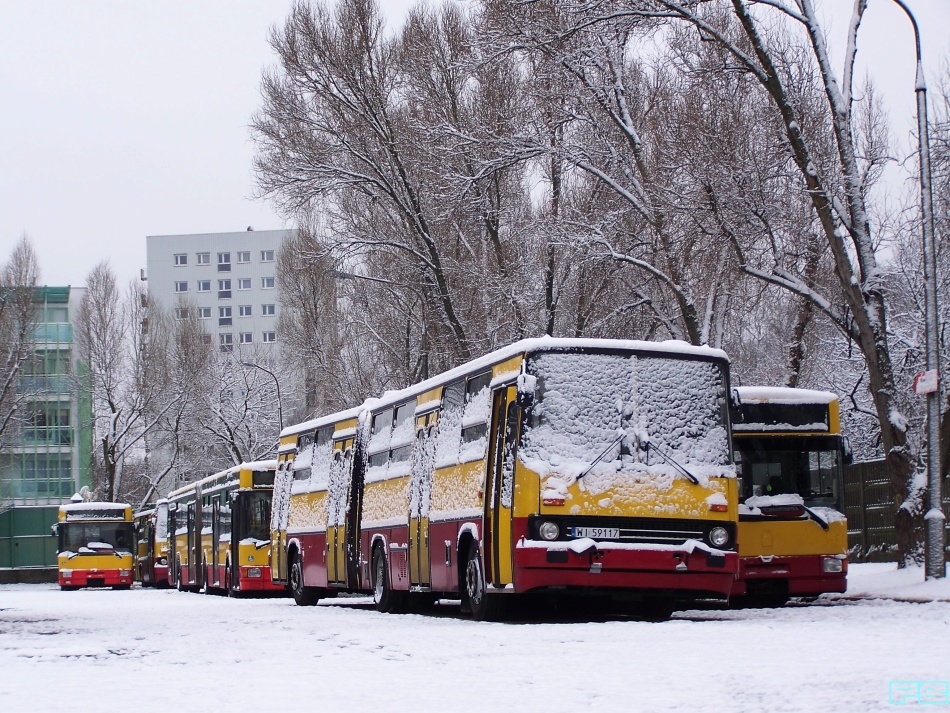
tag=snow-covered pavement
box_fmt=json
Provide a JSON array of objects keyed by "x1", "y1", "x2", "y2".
[{"x1": 2, "y1": 564, "x2": 949, "y2": 713}]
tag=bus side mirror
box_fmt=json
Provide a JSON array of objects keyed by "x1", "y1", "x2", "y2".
[
  {"x1": 50, "y1": 524, "x2": 58, "y2": 537},
  {"x1": 842, "y1": 437, "x2": 854, "y2": 466},
  {"x1": 517, "y1": 373, "x2": 536, "y2": 408}
]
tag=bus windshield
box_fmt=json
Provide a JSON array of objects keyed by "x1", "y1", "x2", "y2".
[
  {"x1": 521, "y1": 352, "x2": 731, "y2": 483},
  {"x1": 237, "y1": 492, "x2": 272, "y2": 542},
  {"x1": 735, "y1": 435, "x2": 843, "y2": 509},
  {"x1": 62, "y1": 522, "x2": 134, "y2": 553}
]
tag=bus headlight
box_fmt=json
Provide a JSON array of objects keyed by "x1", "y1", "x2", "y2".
[
  {"x1": 708, "y1": 527, "x2": 729, "y2": 548},
  {"x1": 822, "y1": 557, "x2": 844, "y2": 573},
  {"x1": 61, "y1": 569, "x2": 72, "y2": 578},
  {"x1": 158, "y1": 557, "x2": 167, "y2": 566},
  {"x1": 246, "y1": 567, "x2": 262, "y2": 578},
  {"x1": 119, "y1": 570, "x2": 130, "y2": 577},
  {"x1": 538, "y1": 522, "x2": 560, "y2": 541}
]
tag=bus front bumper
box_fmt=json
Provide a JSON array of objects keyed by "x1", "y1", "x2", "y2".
[
  {"x1": 513, "y1": 540, "x2": 738, "y2": 598},
  {"x1": 733, "y1": 554, "x2": 848, "y2": 596},
  {"x1": 237, "y1": 566, "x2": 285, "y2": 592},
  {"x1": 59, "y1": 569, "x2": 133, "y2": 588}
]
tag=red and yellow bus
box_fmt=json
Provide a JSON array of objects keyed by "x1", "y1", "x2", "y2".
[
  {"x1": 55, "y1": 500, "x2": 135, "y2": 590},
  {"x1": 134, "y1": 500, "x2": 170, "y2": 587},
  {"x1": 167, "y1": 461, "x2": 283, "y2": 596},
  {"x1": 730, "y1": 387, "x2": 850, "y2": 606},
  {"x1": 272, "y1": 338, "x2": 739, "y2": 619}
]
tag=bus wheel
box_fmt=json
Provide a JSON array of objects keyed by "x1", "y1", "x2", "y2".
[
  {"x1": 464, "y1": 542, "x2": 504, "y2": 622},
  {"x1": 371, "y1": 546, "x2": 405, "y2": 614},
  {"x1": 289, "y1": 552, "x2": 320, "y2": 606},
  {"x1": 201, "y1": 560, "x2": 213, "y2": 595}
]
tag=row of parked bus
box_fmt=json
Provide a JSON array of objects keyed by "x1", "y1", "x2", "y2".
[{"x1": 56, "y1": 337, "x2": 850, "y2": 619}]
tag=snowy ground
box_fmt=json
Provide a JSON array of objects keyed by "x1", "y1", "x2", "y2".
[{"x1": 2, "y1": 564, "x2": 949, "y2": 713}]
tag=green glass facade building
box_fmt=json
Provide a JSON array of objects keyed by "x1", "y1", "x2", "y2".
[{"x1": 0, "y1": 286, "x2": 93, "y2": 581}]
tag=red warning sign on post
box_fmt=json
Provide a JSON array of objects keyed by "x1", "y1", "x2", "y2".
[{"x1": 913, "y1": 369, "x2": 939, "y2": 395}]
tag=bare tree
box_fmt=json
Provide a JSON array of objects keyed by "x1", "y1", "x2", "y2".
[
  {"x1": 0, "y1": 237, "x2": 40, "y2": 450},
  {"x1": 75, "y1": 263, "x2": 176, "y2": 502}
]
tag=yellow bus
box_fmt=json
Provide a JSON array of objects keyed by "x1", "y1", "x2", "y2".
[
  {"x1": 167, "y1": 461, "x2": 283, "y2": 595},
  {"x1": 272, "y1": 338, "x2": 738, "y2": 619},
  {"x1": 133, "y1": 500, "x2": 170, "y2": 587},
  {"x1": 55, "y1": 500, "x2": 134, "y2": 590},
  {"x1": 730, "y1": 387, "x2": 850, "y2": 606}
]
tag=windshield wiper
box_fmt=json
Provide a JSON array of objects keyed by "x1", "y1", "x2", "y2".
[
  {"x1": 644, "y1": 440, "x2": 701, "y2": 485},
  {"x1": 577, "y1": 432, "x2": 626, "y2": 480},
  {"x1": 801, "y1": 505, "x2": 829, "y2": 531}
]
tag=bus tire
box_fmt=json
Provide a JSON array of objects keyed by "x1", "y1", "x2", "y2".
[
  {"x1": 60, "y1": 585, "x2": 79, "y2": 592},
  {"x1": 464, "y1": 542, "x2": 504, "y2": 621},
  {"x1": 201, "y1": 559, "x2": 213, "y2": 595},
  {"x1": 112, "y1": 584, "x2": 132, "y2": 591},
  {"x1": 371, "y1": 545, "x2": 405, "y2": 614},
  {"x1": 289, "y1": 551, "x2": 320, "y2": 606},
  {"x1": 176, "y1": 558, "x2": 186, "y2": 592}
]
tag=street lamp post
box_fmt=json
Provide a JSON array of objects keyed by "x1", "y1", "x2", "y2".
[
  {"x1": 892, "y1": 0, "x2": 945, "y2": 579},
  {"x1": 240, "y1": 361, "x2": 283, "y2": 432}
]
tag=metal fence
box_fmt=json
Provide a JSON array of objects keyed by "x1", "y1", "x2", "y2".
[{"x1": 845, "y1": 459, "x2": 950, "y2": 562}]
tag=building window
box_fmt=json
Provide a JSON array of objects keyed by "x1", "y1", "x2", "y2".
[
  {"x1": 198, "y1": 307, "x2": 211, "y2": 319},
  {"x1": 261, "y1": 250, "x2": 275, "y2": 262},
  {"x1": 218, "y1": 253, "x2": 231, "y2": 272},
  {"x1": 197, "y1": 252, "x2": 210, "y2": 265},
  {"x1": 237, "y1": 251, "x2": 251, "y2": 263},
  {"x1": 261, "y1": 276, "x2": 275, "y2": 289},
  {"x1": 218, "y1": 279, "x2": 231, "y2": 299},
  {"x1": 174, "y1": 253, "x2": 188, "y2": 266},
  {"x1": 261, "y1": 304, "x2": 275, "y2": 317},
  {"x1": 219, "y1": 306, "x2": 232, "y2": 326},
  {"x1": 240, "y1": 332, "x2": 253, "y2": 344},
  {"x1": 175, "y1": 307, "x2": 189, "y2": 320},
  {"x1": 174, "y1": 281, "x2": 188, "y2": 293},
  {"x1": 197, "y1": 280, "x2": 211, "y2": 292},
  {"x1": 239, "y1": 305, "x2": 252, "y2": 317},
  {"x1": 262, "y1": 331, "x2": 276, "y2": 343},
  {"x1": 237, "y1": 277, "x2": 251, "y2": 290},
  {"x1": 219, "y1": 333, "x2": 233, "y2": 352}
]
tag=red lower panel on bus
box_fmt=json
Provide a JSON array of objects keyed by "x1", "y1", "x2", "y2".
[
  {"x1": 238, "y1": 566, "x2": 284, "y2": 592},
  {"x1": 733, "y1": 555, "x2": 847, "y2": 597},
  {"x1": 513, "y1": 543, "x2": 737, "y2": 597},
  {"x1": 60, "y1": 569, "x2": 132, "y2": 588}
]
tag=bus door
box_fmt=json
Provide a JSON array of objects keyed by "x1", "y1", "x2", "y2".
[
  {"x1": 186, "y1": 502, "x2": 196, "y2": 585},
  {"x1": 272, "y1": 461, "x2": 289, "y2": 583},
  {"x1": 211, "y1": 499, "x2": 221, "y2": 586},
  {"x1": 484, "y1": 385, "x2": 519, "y2": 587},
  {"x1": 409, "y1": 421, "x2": 435, "y2": 587},
  {"x1": 327, "y1": 445, "x2": 353, "y2": 584}
]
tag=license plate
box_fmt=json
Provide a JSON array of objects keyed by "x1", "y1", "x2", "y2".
[{"x1": 572, "y1": 527, "x2": 619, "y2": 540}]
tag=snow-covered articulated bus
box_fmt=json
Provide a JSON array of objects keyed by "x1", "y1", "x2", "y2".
[
  {"x1": 54, "y1": 501, "x2": 135, "y2": 590},
  {"x1": 166, "y1": 461, "x2": 284, "y2": 596},
  {"x1": 271, "y1": 338, "x2": 739, "y2": 620},
  {"x1": 730, "y1": 387, "x2": 850, "y2": 606}
]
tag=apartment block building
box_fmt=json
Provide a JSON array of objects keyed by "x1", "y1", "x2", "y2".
[{"x1": 145, "y1": 229, "x2": 293, "y2": 356}]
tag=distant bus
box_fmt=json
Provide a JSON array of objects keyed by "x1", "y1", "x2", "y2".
[
  {"x1": 55, "y1": 501, "x2": 134, "y2": 591},
  {"x1": 133, "y1": 500, "x2": 169, "y2": 587},
  {"x1": 730, "y1": 387, "x2": 850, "y2": 606},
  {"x1": 272, "y1": 338, "x2": 738, "y2": 619},
  {"x1": 167, "y1": 461, "x2": 283, "y2": 596}
]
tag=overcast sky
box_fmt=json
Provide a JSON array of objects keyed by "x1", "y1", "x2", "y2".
[{"x1": 0, "y1": 1, "x2": 947, "y2": 288}]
